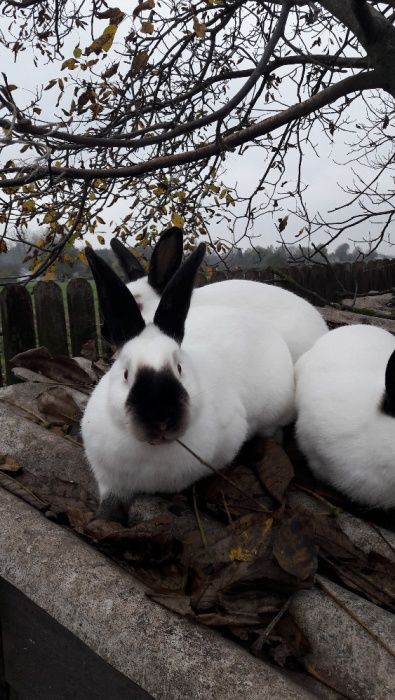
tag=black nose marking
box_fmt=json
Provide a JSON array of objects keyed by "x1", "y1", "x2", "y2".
[{"x1": 126, "y1": 365, "x2": 189, "y2": 438}]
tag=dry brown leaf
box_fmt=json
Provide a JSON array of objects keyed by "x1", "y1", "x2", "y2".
[
  {"x1": 37, "y1": 387, "x2": 83, "y2": 426},
  {"x1": 140, "y1": 20, "x2": 154, "y2": 34},
  {"x1": 273, "y1": 513, "x2": 317, "y2": 581},
  {"x1": 254, "y1": 438, "x2": 294, "y2": 502},
  {"x1": 132, "y1": 50, "x2": 149, "y2": 74},
  {"x1": 193, "y1": 16, "x2": 207, "y2": 39},
  {"x1": 0, "y1": 455, "x2": 21, "y2": 473}
]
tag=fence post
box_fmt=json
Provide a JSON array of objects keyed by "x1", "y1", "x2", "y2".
[
  {"x1": 33, "y1": 281, "x2": 69, "y2": 357},
  {"x1": 67, "y1": 279, "x2": 98, "y2": 357},
  {"x1": 0, "y1": 285, "x2": 36, "y2": 385}
]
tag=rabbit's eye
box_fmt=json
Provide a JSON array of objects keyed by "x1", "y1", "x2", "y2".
[
  {"x1": 124, "y1": 369, "x2": 129, "y2": 381},
  {"x1": 177, "y1": 363, "x2": 182, "y2": 375}
]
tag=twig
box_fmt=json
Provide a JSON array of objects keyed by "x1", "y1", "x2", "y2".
[
  {"x1": 293, "y1": 482, "x2": 343, "y2": 514},
  {"x1": 367, "y1": 522, "x2": 395, "y2": 558},
  {"x1": 316, "y1": 577, "x2": 395, "y2": 659},
  {"x1": 176, "y1": 439, "x2": 268, "y2": 513},
  {"x1": 192, "y1": 483, "x2": 207, "y2": 549},
  {"x1": 221, "y1": 490, "x2": 234, "y2": 524},
  {"x1": 262, "y1": 596, "x2": 292, "y2": 638}
]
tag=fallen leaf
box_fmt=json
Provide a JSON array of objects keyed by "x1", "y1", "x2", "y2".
[
  {"x1": 0, "y1": 455, "x2": 21, "y2": 473},
  {"x1": 273, "y1": 513, "x2": 317, "y2": 581},
  {"x1": 254, "y1": 438, "x2": 294, "y2": 502}
]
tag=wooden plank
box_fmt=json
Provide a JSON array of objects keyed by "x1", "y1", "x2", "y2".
[
  {"x1": 33, "y1": 281, "x2": 69, "y2": 357},
  {"x1": 0, "y1": 577, "x2": 152, "y2": 700},
  {"x1": 67, "y1": 279, "x2": 98, "y2": 357},
  {"x1": 0, "y1": 286, "x2": 35, "y2": 385}
]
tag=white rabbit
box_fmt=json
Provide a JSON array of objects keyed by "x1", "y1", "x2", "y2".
[
  {"x1": 110, "y1": 226, "x2": 183, "y2": 319},
  {"x1": 82, "y1": 244, "x2": 295, "y2": 522},
  {"x1": 111, "y1": 232, "x2": 327, "y2": 362},
  {"x1": 295, "y1": 324, "x2": 395, "y2": 509}
]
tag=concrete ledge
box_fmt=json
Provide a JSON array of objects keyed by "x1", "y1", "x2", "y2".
[{"x1": 0, "y1": 487, "x2": 317, "y2": 700}]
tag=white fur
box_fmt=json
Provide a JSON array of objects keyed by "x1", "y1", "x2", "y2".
[
  {"x1": 127, "y1": 277, "x2": 328, "y2": 362},
  {"x1": 81, "y1": 306, "x2": 295, "y2": 502},
  {"x1": 295, "y1": 324, "x2": 395, "y2": 509},
  {"x1": 126, "y1": 276, "x2": 159, "y2": 319}
]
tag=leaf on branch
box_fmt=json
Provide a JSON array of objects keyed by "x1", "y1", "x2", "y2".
[
  {"x1": 171, "y1": 212, "x2": 185, "y2": 227},
  {"x1": 6, "y1": 84, "x2": 17, "y2": 92},
  {"x1": 97, "y1": 235, "x2": 105, "y2": 245},
  {"x1": 73, "y1": 46, "x2": 82, "y2": 58},
  {"x1": 278, "y1": 215, "x2": 288, "y2": 232},
  {"x1": 193, "y1": 16, "x2": 207, "y2": 39},
  {"x1": 101, "y1": 61, "x2": 120, "y2": 79},
  {"x1": 96, "y1": 8, "x2": 125, "y2": 25},
  {"x1": 85, "y1": 24, "x2": 119, "y2": 55},
  {"x1": 44, "y1": 79, "x2": 57, "y2": 91},
  {"x1": 0, "y1": 240, "x2": 8, "y2": 254},
  {"x1": 383, "y1": 114, "x2": 390, "y2": 129},
  {"x1": 132, "y1": 51, "x2": 149, "y2": 74},
  {"x1": 62, "y1": 58, "x2": 79, "y2": 70},
  {"x1": 133, "y1": 0, "x2": 155, "y2": 18},
  {"x1": 140, "y1": 20, "x2": 154, "y2": 35},
  {"x1": 21, "y1": 200, "x2": 36, "y2": 214}
]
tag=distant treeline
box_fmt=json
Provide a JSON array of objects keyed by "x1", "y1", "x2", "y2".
[{"x1": 0, "y1": 240, "x2": 382, "y2": 282}]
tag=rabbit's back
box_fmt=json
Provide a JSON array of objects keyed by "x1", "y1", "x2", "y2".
[
  {"x1": 194, "y1": 280, "x2": 327, "y2": 361},
  {"x1": 295, "y1": 324, "x2": 395, "y2": 508}
]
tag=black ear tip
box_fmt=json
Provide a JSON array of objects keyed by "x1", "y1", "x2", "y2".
[
  {"x1": 196, "y1": 242, "x2": 206, "y2": 260},
  {"x1": 110, "y1": 237, "x2": 120, "y2": 251},
  {"x1": 85, "y1": 246, "x2": 95, "y2": 262},
  {"x1": 165, "y1": 226, "x2": 183, "y2": 237}
]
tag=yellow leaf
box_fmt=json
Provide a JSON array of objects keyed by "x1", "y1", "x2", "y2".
[
  {"x1": 153, "y1": 185, "x2": 167, "y2": 197},
  {"x1": 43, "y1": 210, "x2": 57, "y2": 224},
  {"x1": 141, "y1": 20, "x2": 154, "y2": 34},
  {"x1": 73, "y1": 46, "x2": 82, "y2": 58},
  {"x1": 21, "y1": 199, "x2": 36, "y2": 213},
  {"x1": 76, "y1": 250, "x2": 88, "y2": 265},
  {"x1": 43, "y1": 265, "x2": 56, "y2": 281},
  {"x1": 193, "y1": 16, "x2": 206, "y2": 39},
  {"x1": 171, "y1": 212, "x2": 185, "y2": 228},
  {"x1": 228, "y1": 547, "x2": 256, "y2": 562},
  {"x1": 97, "y1": 235, "x2": 105, "y2": 245},
  {"x1": 102, "y1": 24, "x2": 118, "y2": 52}
]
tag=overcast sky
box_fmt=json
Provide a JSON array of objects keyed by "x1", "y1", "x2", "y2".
[{"x1": 1, "y1": 2, "x2": 394, "y2": 255}]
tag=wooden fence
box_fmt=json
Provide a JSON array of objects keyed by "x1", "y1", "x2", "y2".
[
  {"x1": 0, "y1": 279, "x2": 98, "y2": 386},
  {"x1": 1, "y1": 259, "x2": 395, "y2": 385}
]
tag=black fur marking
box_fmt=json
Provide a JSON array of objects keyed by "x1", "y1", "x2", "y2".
[
  {"x1": 126, "y1": 365, "x2": 189, "y2": 443},
  {"x1": 85, "y1": 247, "x2": 145, "y2": 348},
  {"x1": 382, "y1": 348, "x2": 395, "y2": 417},
  {"x1": 153, "y1": 242, "x2": 206, "y2": 344},
  {"x1": 148, "y1": 226, "x2": 184, "y2": 294},
  {"x1": 97, "y1": 494, "x2": 132, "y2": 525},
  {"x1": 110, "y1": 238, "x2": 145, "y2": 283}
]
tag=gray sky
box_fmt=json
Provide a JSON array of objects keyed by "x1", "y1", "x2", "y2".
[{"x1": 1, "y1": 2, "x2": 394, "y2": 255}]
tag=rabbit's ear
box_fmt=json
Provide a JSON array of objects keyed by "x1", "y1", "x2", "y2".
[
  {"x1": 110, "y1": 238, "x2": 145, "y2": 283},
  {"x1": 154, "y1": 243, "x2": 206, "y2": 344},
  {"x1": 148, "y1": 227, "x2": 183, "y2": 294},
  {"x1": 383, "y1": 349, "x2": 395, "y2": 417},
  {"x1": 85, "y1": 247, "x2": 145, "y2": 347}
]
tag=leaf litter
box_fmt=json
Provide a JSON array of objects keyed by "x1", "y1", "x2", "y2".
[{"x1": 3, "y1": 348, "x2": 395, "y2": 682}]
